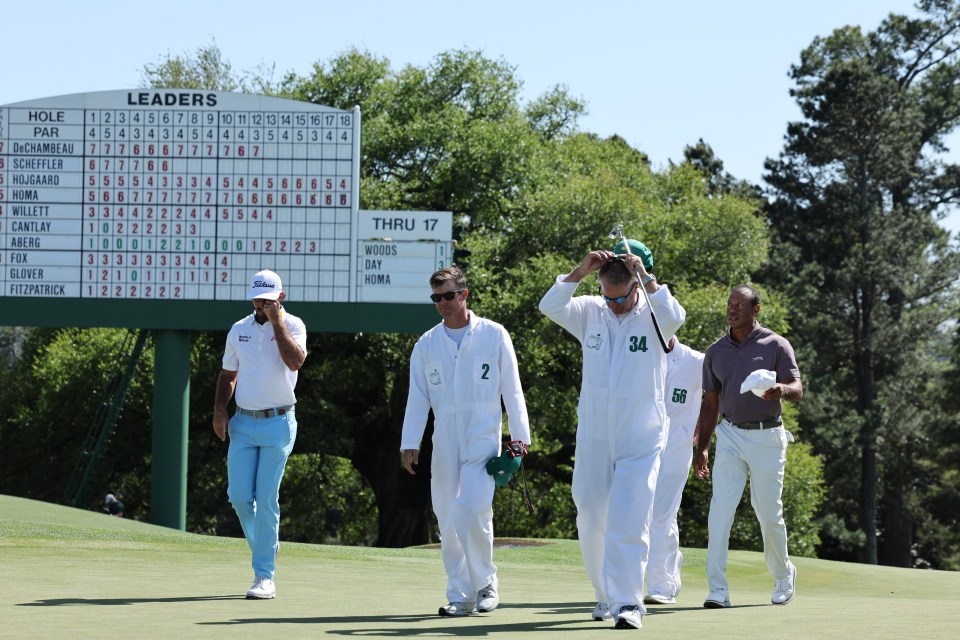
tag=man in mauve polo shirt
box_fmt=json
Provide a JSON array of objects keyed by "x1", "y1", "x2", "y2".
[
  {"x1": 213, "y1": 269, "x2": 307, "y2": 600},
  {"x1": 693, "y1": 285, "x2": 803, "y2": 609}
]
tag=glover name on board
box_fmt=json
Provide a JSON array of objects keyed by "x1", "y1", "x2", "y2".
[{"x1": 8, "y1": 268, "x2": 45, "y2": 279}]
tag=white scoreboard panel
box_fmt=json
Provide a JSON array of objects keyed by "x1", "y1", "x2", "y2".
[
  {"x1": 0, "y1": 91, "x2": 452, "y2": 308},
  {"x1": 357, "y1": 210, "x2": 453, "y2": 303}
]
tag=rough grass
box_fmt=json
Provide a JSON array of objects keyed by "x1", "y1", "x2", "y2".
[{"x1": 1, "y1": 493, "x2": 958, "y2": 639}]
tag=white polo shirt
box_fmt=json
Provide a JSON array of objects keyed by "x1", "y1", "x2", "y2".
[{"x1": 222, "y1": 309, "x2": 307, "y2": 411}]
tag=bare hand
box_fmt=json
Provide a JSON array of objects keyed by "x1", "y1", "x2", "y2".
[
  {"x1": 578, "y1": 250, "x2": 615, "y2": 275},
  {"x1": 212, "y1": 410, "x2": 229, "y2": 442},
  {"x1": 761, "y1": 384, "x2": 784, "y2": 401},
  {"x1": 262, "y1": 299, "x2": 282, "y2": 323},
  {"x1": 619, "y1": 253, "x2": 648, "y2": 278},
  {"x1": 694, "y1": 448, "x2": 710, "y2": 479},
  {"x1": 401, "y1": 449, "x2": 419, "y2": 475}
]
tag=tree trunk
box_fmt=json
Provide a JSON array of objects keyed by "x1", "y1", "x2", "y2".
[
  {"x1": 856, "y1": 164, "x2": 879, "y2": 565},
  {"x1": 352, "y1": 367, "x2": 435, "y2": 548},
  {"x1": 880, "y1": 443, "x2": 914, "y2": 567},
  {"x1": 857, "y1": 326, "x2": 879, "y2": 567},
  {"x1": 860, "y1": 417, "x2": 879, "y2": 564}
]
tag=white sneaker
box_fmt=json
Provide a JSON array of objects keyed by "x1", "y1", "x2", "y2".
[
  {"x1": 591, "y1": 602, "x2": 613, "y2": 621},
  {"x1": 614, "y1": 605, "x2": 643, "y2": 629},
  {"x1": 246, "y1": 577, "x2": 276, "y2": 599},
  {"x1": 703, "y1": 588, "x2": 730, "y2": 608},
  {"x1": 772, "y1": 563, "x2": 796, "y2": 605},
  {"x1": 438, "y1": 602, "x2": 478, "y2": 617},
  {"x1": 477, "y1": 580, "x2": 499, "y2": 612},
  {"x1": 643, "y1": 592, "x2": 676, "y2": 605}
]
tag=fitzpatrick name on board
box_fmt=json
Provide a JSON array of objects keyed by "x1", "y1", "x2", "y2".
[
  {"x1": 127, "y1": 92, "x2": 217, "y2": 107},
  {"x1": 7, "y1": 283, "x2": 66, "y2": 296}
]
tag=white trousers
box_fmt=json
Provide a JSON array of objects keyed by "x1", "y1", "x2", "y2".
[
  {"x1": 431, "y1": 449, "x2": 497, "y2": 604},
  {"x1": 645, "y1": 423, "x2": 693, "y2": 596},
  {"x1": 706, "y1": 420, "x2": 793, "y2": 591},
  {"x1": 573, "y1": 424, "x2": 661, "y2": 616}
]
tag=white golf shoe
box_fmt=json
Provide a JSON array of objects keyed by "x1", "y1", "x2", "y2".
[
  {"x1": 703, "y1": 588, "x2": 731, "y2": 608},
  {"x1": 643, "y1": 592, "x2": 676, "y2": 605},
  {"x1": 246, "y1": 577, "x2": 276, "y2": 599},
  {"x1": 772, "y1": 563, "x2": 797, "y2": 605},
  {"x1": 438, "y1": 601, "x2": 478, "y2": 617},
  {"x1": 614, "y1": 605, "x2": 643, "y2": 629},
  {"x1": 477, "y1": 580, "x2": 499, "y2": 612},
  {"x1": 591, "y1": 602, "x2": 613, "y2": 621}
]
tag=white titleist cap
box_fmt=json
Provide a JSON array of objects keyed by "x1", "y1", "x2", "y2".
[{"x1": 247, "y1": 269, "x2": 283, "y2": 300}]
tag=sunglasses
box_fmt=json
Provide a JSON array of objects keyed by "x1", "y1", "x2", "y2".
[
  {"x1": 429, "y1": 289, "x2": 465, "y2": 302},
  {"x1": 599, "y1": 282, "x2": 637, "y2": 304}
]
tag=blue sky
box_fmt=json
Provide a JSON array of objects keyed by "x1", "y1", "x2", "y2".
[{"x1": 3, "y1": 0, "x2": 957, "y2": 233}]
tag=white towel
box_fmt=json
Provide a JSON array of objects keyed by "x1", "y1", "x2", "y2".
[{"x1": 740, "y1": 369, "x2": 777, "y2": 397}]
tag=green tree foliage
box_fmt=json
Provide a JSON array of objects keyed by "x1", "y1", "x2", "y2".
[
  {"x1": 0, "y1": 328, "x2": 155, "y2": 514},
  {"x1": 763, "y1": 0, "x2": 960, "y2": 566},
  {"x1": 281, "y1": 453, "x2": 378, "y2": 545},
  {"x1": 466, "y1": 131, "x2": 822, "y2": 551},
  {"x1": 274, "y1": 48, "x2": 595, "y2": 546},
  {"x1": 1, "y1": 45, "x2": 828, "y2": 557},
  {"x1": 140, "y1": 40, "x2": 279, "y2": 95}
]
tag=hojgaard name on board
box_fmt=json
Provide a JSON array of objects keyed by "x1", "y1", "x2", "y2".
[{"x1": 126, "y1": 92, "x2": 218, "y2": 107}]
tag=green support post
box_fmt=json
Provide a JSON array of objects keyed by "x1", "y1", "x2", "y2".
[{"x1": 150, "y1": 330, "x2": 191, "y2": 530}]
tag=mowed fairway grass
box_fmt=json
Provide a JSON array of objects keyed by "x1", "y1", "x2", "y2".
[{"x1": 2, "y1": 494, "x2": 959, "y2": 639}]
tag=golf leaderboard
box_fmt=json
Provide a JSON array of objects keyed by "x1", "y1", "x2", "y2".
[{"x1": 0, "y1": 90, "x2": 452, "y2": 309}]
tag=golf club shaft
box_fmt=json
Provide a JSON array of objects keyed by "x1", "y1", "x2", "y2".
[{"x1": 619, "y1": 233, "x2": 669, "y2": 353}]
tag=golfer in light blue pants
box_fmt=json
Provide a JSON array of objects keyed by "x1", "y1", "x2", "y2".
[
  {"x1": 214, "y1": 269, "x2": 308, "y2": 599},
  {"x1": 227, "y1": 410, "x2": 297, "y2": 580}
]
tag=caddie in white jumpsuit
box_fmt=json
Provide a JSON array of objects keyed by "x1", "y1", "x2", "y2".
[
  {"x1": 644, "y1": 336, "x2": 704, "y2": 605},
  {"x1": 539, "y1": 243, "x2": 685, "y2": 630},
  {"x1": 401, "y1": 266, "x2": 531, "y2": 617}
]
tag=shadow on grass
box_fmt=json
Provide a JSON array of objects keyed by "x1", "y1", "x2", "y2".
[
  {"x1": 195, "y1": 602, "x2": 701, "y2": 636},
  {"x1": 19, "y1": 595, "x2": 242, "y2": 606}
]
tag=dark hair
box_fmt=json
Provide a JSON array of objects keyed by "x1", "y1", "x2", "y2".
[
  {"x1": 430, "y1": 266, "x2": 467, "y2": 290},
  {"x1": 732, "y1": 284, "x2": 760, "y2": 307},
  {"x1": 598, "y1": 258, "x2": 633, "y2": 285}
]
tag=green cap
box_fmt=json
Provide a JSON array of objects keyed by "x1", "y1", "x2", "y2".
[
  {"x1": 485, "y1": 449, "x2": 523, "y2": 487},
  {"x1": 613, "y1": 239, "x2": 654, "y2": 270}
]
